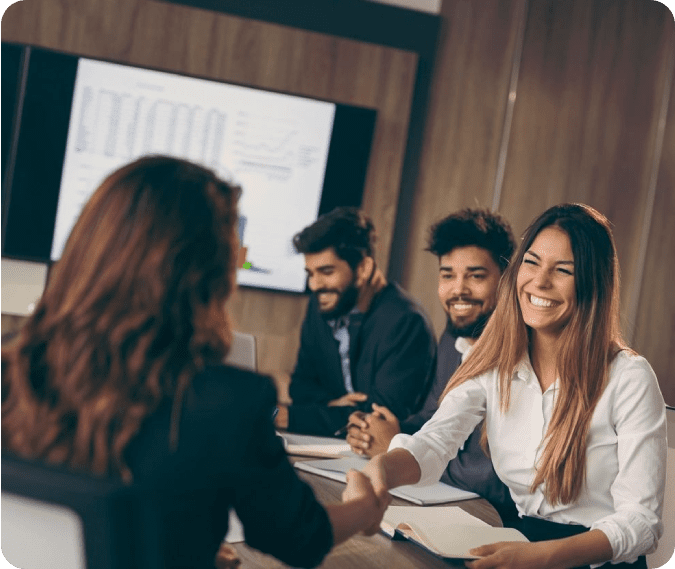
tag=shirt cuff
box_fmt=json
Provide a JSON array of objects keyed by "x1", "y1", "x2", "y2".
[
  {"x1": 591, "y1": 509, "x2": 660, "y2": 565},
  {"x1": 389, "y1": 432, "x2": 449, "y2": 486}
]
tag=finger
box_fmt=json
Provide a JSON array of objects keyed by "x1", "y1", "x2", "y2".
[
  {"x1": 370, "y1": 478, "x2": 389, "y2": 502},
  {"x1": 348, "y1": 410, "x2": 366, "y2": 422},
  {"x1": 468, "y1": 543, "x2": 497, "y2": 557},
  {"x1": 375, "y1": 489, "x2": 391, "y2": 510},
  {"x1": 371, "y1": 403, "x2": 397, "y2": 421},
  {"x1": 346, "y1": 434, "x2": 360, "y2": 450},
  {"x1": 347, "y1": 429, "x2": 371, "y2": 447},
  {"x1": 348, "y1": 392, "x2": 368, "y2": 401},
  {"x1": 348, "y1": 413, "x2": 368, "y2": 429}
]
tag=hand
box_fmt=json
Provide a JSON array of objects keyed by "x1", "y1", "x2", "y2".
[
  {"x1": 356, "y1": 265, "x2": 387, "y2": 313},
  {"x1": 214, "y1": 544, "x2": 241, "y2": 568},
  {"x1": 328, "y1": 392, "x2": 368, "y2": 407},
  {"x1": 346, "y1": 411, "x2": 371, "y2": 454},
  {"x1": 347, "y1": 404, "x2": 401, "y2": 457},
  {"x1": 273, "y1": 404, "x2": 289, "y2": 430},
  {"x1": 365, "y1": 404, "x2": 401, "y2": 456},
  {"x1": 360, "y1": 453, "x2": 391, "y2": 506},
  {"x1": 465, "y1": 541, "x2": 553, "y2": 569},
  {"x1": 342, "y1": 469, "x2": 391, "y2": 536}
]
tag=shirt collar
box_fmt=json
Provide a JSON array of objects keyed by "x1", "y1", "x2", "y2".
[
  {"x1": 454, "y1": 336, "x2": 474, "y2": 362},
  {"x1": 327, "y1": 306, "x2": 361, "y2": 331},
  {"x1": 513, "y1": 354, "x2": 560, "y2": 392},
  {"x1": 513, "y1": 356, "x2": 535, "y2": 383}
]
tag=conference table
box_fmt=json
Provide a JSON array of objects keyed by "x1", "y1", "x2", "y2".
[{"x1": 231, "y1": 457, "x2": 503, "y2": 569}]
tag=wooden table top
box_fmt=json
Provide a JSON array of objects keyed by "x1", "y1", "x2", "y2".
[{"x1": 231, "y1": 463, "x2": 503, "y2": 568}]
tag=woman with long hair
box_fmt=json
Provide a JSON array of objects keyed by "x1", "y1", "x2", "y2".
[
  {"x1": 2, "y1": 156, "x2": 388, "y2": 568},
  {"x1": 361, "y1": 203, "x2": 666, "y2": 569}
]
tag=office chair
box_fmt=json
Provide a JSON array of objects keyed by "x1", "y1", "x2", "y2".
[
  {"x1": 647, "y1": 420, "x2": 675, "y2": 568},
  {"x1": 2, "y1": 454, "x2": 164, "y2": 569},
  {"x1": 224, "y1": 330, "x2": 257, "y2": 371}
]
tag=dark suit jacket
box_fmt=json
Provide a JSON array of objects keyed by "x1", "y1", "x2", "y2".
[
  {"x1": 125, "y1": 364, "x2": 333, "y2": 568},
  {"x1": 288, "y1": 283, "x2": 436, "y2": 436}
]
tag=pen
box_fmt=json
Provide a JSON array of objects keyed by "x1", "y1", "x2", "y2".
[{"x1": 334, "y1": 424, "x2": 349, "y2": 437}]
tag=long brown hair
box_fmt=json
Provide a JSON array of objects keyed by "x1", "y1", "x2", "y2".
[
  {"x1": 441, "y1": 203, "x2": 629, "y2": 505},
  {"x1": 2, "y1": 156, "x2": 240, "y2": 482}
]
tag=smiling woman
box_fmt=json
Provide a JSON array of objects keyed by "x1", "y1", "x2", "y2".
[
  {"x1": 361, "y1": 203, "x2": 667, "y2": 569},
  {"x1": 517, "y1": 226, "x2": 576, "y2": 341}
]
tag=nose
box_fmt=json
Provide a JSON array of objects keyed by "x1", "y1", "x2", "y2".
[
  {"x1": 308, "y1": 273, "x2": 322, "y2": 291},
  {"x1": 451, "y1": 276, "x2": 470, "y2": 297},
  {"x1": 532, "y1": 267, "x2": 552, "y2": 289}
]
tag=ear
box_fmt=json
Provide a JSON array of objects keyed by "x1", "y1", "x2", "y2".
[{"x1": 355, "y1": 256, "x2": 375, "y2": 287}]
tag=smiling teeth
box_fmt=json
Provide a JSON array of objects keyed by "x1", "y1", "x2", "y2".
[
  {"x1": 530, "y1": 294, "x2": 556, "y2": 307},
  {"x1": 453, "y1": 304, "x2": 474, "y2": 310}
]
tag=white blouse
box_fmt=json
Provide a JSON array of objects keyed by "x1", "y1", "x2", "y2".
[{"x1": 389, "y1": 350, "x2": 667, "y2": 564}]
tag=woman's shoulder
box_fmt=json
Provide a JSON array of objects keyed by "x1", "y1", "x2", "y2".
[
  {"x1": 192, "y1": 364, "x2": 276, "y2": 404},
  {"x1": 609, "y1": 349, "x2": 656, "y2": 378},
  {"x1": 607, "y1": 349, "x2": 662, "y2": 399}
]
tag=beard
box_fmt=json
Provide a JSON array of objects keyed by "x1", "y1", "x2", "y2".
[
  {"x1": 316, "y1": 281, "x2": 360, "y2": 320},
  {"x1": 446, "y1": 309, "x2": 494, "y2": 339}
]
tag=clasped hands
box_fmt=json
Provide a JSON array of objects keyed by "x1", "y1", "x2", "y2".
[{"x1": 345, "y1": 403, "x2": 401, "y2": 457}]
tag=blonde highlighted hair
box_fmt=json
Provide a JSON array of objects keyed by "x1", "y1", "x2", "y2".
[{"x1": 441, "y1": 203, "x2": 629, "y2": 505}]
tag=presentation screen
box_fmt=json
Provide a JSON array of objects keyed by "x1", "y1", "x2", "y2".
[{"x1": 2, "y1": 43, "x2": 377, "y2": 294}]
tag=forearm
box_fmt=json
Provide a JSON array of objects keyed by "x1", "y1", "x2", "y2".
[
  {"x1": 545, "y1": 530, "x2": 613, "y2": 569},
  {"x1": 469, "y1": 529, "x2": 614, "y2": 569},
  {"x1": 522, "y1": 530, "x2": 613, "y2": 569},
  {"x1": 383, "y1": 448, "x2": 422, "y2": 488}
]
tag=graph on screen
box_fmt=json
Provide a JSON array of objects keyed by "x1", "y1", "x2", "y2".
[{"x1": 52, "y1": 59, "x2": 336, "y2": 292}]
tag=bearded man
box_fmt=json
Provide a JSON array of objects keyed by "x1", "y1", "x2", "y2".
[{"x1": 274, "y1": 207, "x2": 436, "y2": 438}]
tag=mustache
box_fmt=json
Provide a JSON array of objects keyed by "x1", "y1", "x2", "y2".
[{"x1": 445, "y1": 296, "x2": 483, "y2": 306}]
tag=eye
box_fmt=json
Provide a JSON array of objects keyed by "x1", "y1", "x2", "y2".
[
  {"x1": 557, "y1": 267, "x2": 573, "y2": 275},
  {"x1": 470, "y1": 274, "x2": 486, "y2": 280},
  {"x1": 440, "y1": 273, "x2": 453, "y2": 280},
  {"x1": 523, "y1": 258, "x2": 537, "y2": 266}
]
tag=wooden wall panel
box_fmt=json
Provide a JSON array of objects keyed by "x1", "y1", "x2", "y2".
[
  {"x1": 499, "y1": 0, "x2": 673, "y2": 336},
  {"x1": 4, "y1": 0, "x2": 674, "y2": 402},
  {"x1": 400, "y1": 0, "x2": 526, "y2": 335},
  {"x1": 1, "y1": 0, "x2": 417, "y2": 374},
  {"x1": 634, "y1": 65, "x2": 675, "y2": 407}
]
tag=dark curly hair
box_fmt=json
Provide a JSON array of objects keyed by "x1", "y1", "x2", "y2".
[
  {"x1": 292, "y1": 206, "x2": 376, "y2": 270},
  {"x1": 426, "y1": 208, "x2": 515, "y2": 272},
  {"x1": 2, "y1": 156, "x2": 240, "y2": 482}
]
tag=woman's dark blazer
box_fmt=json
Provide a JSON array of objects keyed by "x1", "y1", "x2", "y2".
[{"x1": 125, "y1": 364, "x2": 333, "y2": 568}]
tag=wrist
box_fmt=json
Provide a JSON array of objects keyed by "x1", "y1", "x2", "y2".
[{"x1": 274, "y1": 404, "x2": 289, "y2": 429}]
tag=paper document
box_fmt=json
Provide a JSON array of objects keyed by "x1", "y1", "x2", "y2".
[
  {"x1": 293, "y1": 456, "x2": 480, "y2": 505},
  {"x1": 382, "y1": 505, "x2": 528, "y2": 560},
  {"x1": 279, "y1": 433, "x2": 355, "y2": 458}
]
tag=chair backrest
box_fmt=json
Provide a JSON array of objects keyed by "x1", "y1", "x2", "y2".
[
  {"x1": 224, "y1": 330, "x2": 257, "y2": 371},
  {"x1": 1, "y1": 454, "x2": 163, "y2": 569},
  {"x1": 2, "y1": 492, "x2": 86, "y2": 569},
  {"x1": 647, "y1": 443, "x2": 675, "y2": 568}
]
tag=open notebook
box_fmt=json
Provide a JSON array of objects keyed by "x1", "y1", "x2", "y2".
[
  {"x1": 293, "y1": 456, "x2": 479, "y2": 505},
  {"x1": 382, "y1": 505, "x2": 528, "y2": 560}
]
